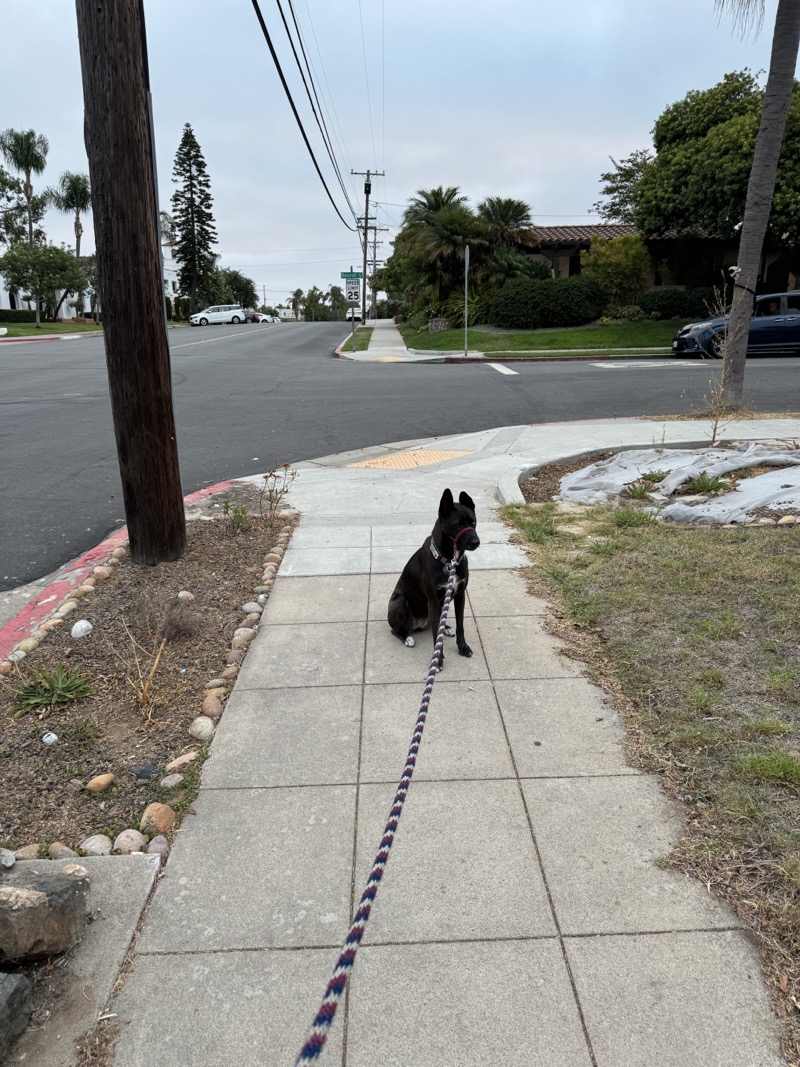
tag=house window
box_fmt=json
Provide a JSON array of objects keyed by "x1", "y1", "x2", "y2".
[{"x1": 172, "y1": 280, "x2": 177, "y2": 293}]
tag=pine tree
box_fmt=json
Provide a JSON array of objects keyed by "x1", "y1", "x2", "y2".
[{"x1": 170, "y1": 124, "x2": 218, "y2": 313}]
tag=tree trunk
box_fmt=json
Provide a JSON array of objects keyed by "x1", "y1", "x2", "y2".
[
  {"x1": 25, "y1": 180, "x2": 41, "y2": 329},
  {"x1": 74, "y1": 211, "x2": 82, "y2": 260},
  {"x1": 75, "y1": 0, "x2": 186, "y2": 565},
  {"x1": 721, "y1": 0, "x2": 800, "y2": 407}
]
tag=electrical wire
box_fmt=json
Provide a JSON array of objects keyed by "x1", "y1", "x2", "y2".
[
  {"x1": 249, "y1": 0, "x2": 357, "y2": 232},
  {"x1": 275, "y1": 0, "x2": 359, "y2": 219},
  {"x1": 357, "y1": 0, "x2": 377, "y2": 167}
]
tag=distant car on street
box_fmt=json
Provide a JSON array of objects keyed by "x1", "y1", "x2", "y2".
[
  {"x1": 672, "y1": 290, "x2": 800, "y2": 358},
  {"x1": 346, "y1": 307, "x2": 363, "y2": 322},
  {"x1": 243, "y1": 308, "x2": 258, "y2": 323},
  {"x1": 189, "y1": 304, "x2": 246, "y2": 326}
]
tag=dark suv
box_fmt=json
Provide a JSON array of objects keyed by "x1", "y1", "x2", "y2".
[{"x1": 672, "y1": 290, "x2": 800, "y2": 358}]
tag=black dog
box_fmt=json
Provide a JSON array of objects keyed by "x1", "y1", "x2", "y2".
[{"x1": 387, "y1": 489, "x2": 480, "y2": 670}]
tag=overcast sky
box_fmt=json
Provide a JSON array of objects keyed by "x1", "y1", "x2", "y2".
[{"x1": 0, "y1": 0, "x2": 786, "y2": 305}]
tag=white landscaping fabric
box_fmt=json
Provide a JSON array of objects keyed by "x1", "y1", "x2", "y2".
[{"x1": 559, "y1": 442, "x2": 800, "y2": 524}]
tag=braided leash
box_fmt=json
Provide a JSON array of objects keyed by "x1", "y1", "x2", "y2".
[{"x1": 295, "y1": 560, "x2": 458, "y2": 1063}]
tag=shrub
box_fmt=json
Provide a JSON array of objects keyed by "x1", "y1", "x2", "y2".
[
  {"x1": 489, "y1": 276, "x2": 604, "y2": 330},
  {"x1": 165, "y1": 295, "x2": 173, "y2": 320},
  {"x1": 0, "y1": 309, "x2": 37, "y2": 323},
  {"x1": 639, "y1": 287, "x2": 716, "y2": 320},
  {"x1": 580, "y1": 234, "x2": 650, "y2": 307},
  {"x1": 604, "y1": 304, "x2": 646, "y2": 321}
]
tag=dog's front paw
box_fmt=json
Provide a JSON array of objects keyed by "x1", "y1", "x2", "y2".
[
  {"x1": 443, "y1": 625, "x2": 455, "y2": 637},
  {"x1": 404, "y1": 636, "x2": 415, "y2": 647},
  {"x1": 458, "y1": 643, "x2": 473, "y2": 658}
]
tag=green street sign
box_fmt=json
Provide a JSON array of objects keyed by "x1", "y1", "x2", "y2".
[{"x1": 340, "y1": 271, "x2": 363, "y2": 279}]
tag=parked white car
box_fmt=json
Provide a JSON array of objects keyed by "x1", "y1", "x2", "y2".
[
  {"x1": 346, "y1": 307, "x2": 363, "y2": 321},
  {"x1": 189, "y1": 304, "x2": 246, "y2": 326}
]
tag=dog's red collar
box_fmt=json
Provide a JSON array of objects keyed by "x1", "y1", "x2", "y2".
[{"x1": 430, "y1": 526, "x2": 474, "y2": 564}]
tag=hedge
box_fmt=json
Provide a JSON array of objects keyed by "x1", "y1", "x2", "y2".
[
  {"x1": 0, "y1": 309, "x2": 37, "y2": 323},
  {"x1": 639, "y1": 287, "x2": 717, "y2": 320},
  {"x1": 489, "y1": 276, "x2": 604, "y2": 330}
]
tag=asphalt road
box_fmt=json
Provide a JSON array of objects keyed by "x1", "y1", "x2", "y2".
[{"x1": 1, "y1": 321, "x2": 796, "y2": 590}]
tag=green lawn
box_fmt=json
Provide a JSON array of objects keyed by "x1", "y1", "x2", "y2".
[
  {"x1": 341, "y1": 325, "x2": 373, "y2": 352},
  {"x1": 0, "y1": 322, "x2": 103, "y2": 338},
  {"x1": 504, "y1": 499, "x2": 800, "y2": 1051},
  {"x1": 398, "y1": 319, "x2": 679, "y2": 353}
]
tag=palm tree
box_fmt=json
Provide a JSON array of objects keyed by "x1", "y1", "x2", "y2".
[
  {"x1": 0, "y1": 128, "x2": 49, "y2": 326},
  {"x1": 476, "y1": 196, "x2": 533, "y2": 250},
  {"x1": 291, "y1": 288, "x2": 304, "y2": 320},
  {"x1": 49, "y1": 171, "x2": 91, "y2": 258},
  {"x1": 403, "y1": 186, "x2": 468, "y2": 231},
  {"x1": 717, "y1": 0, "x2": 800, "y2": 407}
]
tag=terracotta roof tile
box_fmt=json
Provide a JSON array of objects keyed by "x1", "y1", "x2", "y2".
[{"x1": 529, "y1": 224, "x2": 638, "y2": 244}]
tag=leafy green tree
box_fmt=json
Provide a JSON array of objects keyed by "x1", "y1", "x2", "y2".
[
  {"x1": 403, "y1": 186, "x2": 468, "y2": 232},
  {"x1": 302, "y1": 286, "x2": 332, "y2": 321},
  {"x1": 290, "y1": 287, "x2": 304, "y2": 320},
  {"x1": 159, "y1": 211, "x2": 176, "y2": 243},
  {"x1": 0, "y1": 244, "x2": 88, "y2": 321},
  {"x1": 47, "y1": 171, "x2": 91, "y2": 259},
  {"x1": 591, "y1": 150, "x2": 654, "y2": 223},
  {"x1": 0, "y1": 128, "x2": 50, "y2": 325},
  {"x1": 579, "y1": 234, "x2": 650, "y2": 308},
  {"x1": 0, "y1": 166, "x2": 47, "y2": 248},
  {"x1": 717, "y1": 0, "x2": 800, "y2": 407},
  {"x1": 328, "y1": 283, "x2": 348, "y2": 319},
  {"x1": 217, "y1": 267, "x2": 258, "y2": 309},
  {"x1": 632, "y1": 70, "x2": 800, "y2": 247},
  {"x1": 171, "y1": 124, "x2": 218, "y2": 314}
]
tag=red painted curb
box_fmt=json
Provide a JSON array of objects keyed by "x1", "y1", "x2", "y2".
[{"x1": 0, "y1": 479, "x2": 238, "y2": 660}]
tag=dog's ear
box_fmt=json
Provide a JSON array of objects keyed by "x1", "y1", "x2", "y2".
[
  {"x1": 439, "y1": 488, "x2": 454, "y2": 516},
  {"x1": 459, "y1": 491, "x2": 475, "y2": 511}
]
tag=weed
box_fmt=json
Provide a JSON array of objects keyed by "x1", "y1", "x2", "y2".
[
  {"x1": 258, "y1": 463, "x2": 299, "y2": 527},
  {"x1": 11, "y1": 664, "x2": 94, "y2": 719},
  {"x1": 640, "y1": 470, "x2": 669, "y2": 484},
  {"x1": 736, "y1": 750, "x2": 800, "y2": 786},
  {"x1": 589, "y1": 536, "x2": 622, "y2": 557},
  {"x1": 741, "y1": 717, "x2": 791, "y2": 739},
  {"x1": 621, "y1": 480, "x2": 652, "y2": 501},
  {"x1": 767, "y1": 661, "x2": 800, "y2": 699},
  {"x1": 610, "y1": 507, "x2": 655, "y2": 528},
  {"x1": 222, "y1": 500, "x2": 249, "y2": 533},
  {"x1": 681, "y1": 471, "x2": 731, "y2": 495},
  {"x1": 506, "y1": 503, "x2": 561, "y2": 545},
  {"x1": 695, "y1": 667, "x2": 726, "y2": 688},
  {"x1": 694, "y1": 610, "x2": 741, "y2": 640}
]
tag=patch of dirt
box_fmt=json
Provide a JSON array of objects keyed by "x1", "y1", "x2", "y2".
[
  {"x1": 519, "y1": 451, "x2": 615, "y2": 503},
  {"x1": 0, "y1": 485, "x2": 293, "y2": 852}
]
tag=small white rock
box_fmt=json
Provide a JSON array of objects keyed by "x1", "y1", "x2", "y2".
[
  {"x1": 189, "y1": 716, "x2": 215, "y2": 741},
  {"x1": 80, "y1": 834, "x2": 113, "y2": 856},
  {"x1": 71, "y1": 619, "x2": 93, "y2": 639},
  {"x1": 176, "y1": 590, "x2": 195, "y2": 602}
]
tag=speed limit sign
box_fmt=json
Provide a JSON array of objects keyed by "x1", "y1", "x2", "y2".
[{"x1": 346, "y1": 283, "x2": 360, "y2": 302}]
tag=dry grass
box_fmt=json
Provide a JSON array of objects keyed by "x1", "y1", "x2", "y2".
[{"x1": 502, "y1": 499, "x2": 800, "y2": 1063}]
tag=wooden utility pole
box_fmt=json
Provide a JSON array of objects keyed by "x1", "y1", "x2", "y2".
[{"x1": 75, "y1": 0, "x2": 186, "y2": 564}]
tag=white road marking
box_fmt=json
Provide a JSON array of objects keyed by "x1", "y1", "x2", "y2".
[
  {"x1": 590, "y1": 360, "x2": 708, "y2": 369},
  {"x1": 487, "y1": 362, "x2": 519, "y2": 375}
]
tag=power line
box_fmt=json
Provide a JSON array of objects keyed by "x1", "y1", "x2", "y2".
[
  {"x1": 249, "y1": 0, "x2": 357, "y2": 231},
  {"x1": 357, "y1": 0, "x2": 377, "y2": 167},
  {"x1": 275, "y1": 0, "x2": 359, "y2": 218}
]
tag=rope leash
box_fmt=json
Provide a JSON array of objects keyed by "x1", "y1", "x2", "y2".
[{"x1": 295, "y1": 560, "x2": 458, "y2": 1063}]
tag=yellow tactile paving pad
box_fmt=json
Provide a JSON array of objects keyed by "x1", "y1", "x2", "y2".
[{"x1": 348, "y1": 449, "x2": 473, "y2": 470}]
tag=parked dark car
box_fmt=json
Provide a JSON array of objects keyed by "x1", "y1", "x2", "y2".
[
  {"x1": 672, "y1": 290, "x2": 800, "y2": 358},
  {"x1": 243, "y1": 308, "x2": 258, "y2": 323}
]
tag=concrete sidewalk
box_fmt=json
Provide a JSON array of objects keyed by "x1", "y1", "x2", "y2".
[
  {"x1": 108, "y1": 419, "x2": 795, "y2": 1067},
  {"x1": 338, "y1": 316, "x2": 481, "y2": 362}
]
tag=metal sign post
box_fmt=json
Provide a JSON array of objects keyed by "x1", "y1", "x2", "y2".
[
  {"x1": 464, "y1": 244, "x2": 470, "y2": 357},
  {"x1": 342, "y1": 269, "x2": 363, "y2": 353}
]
